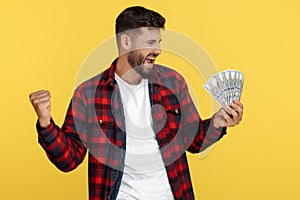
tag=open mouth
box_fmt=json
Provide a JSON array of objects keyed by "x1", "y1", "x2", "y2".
[{"x1": 144, "y1": 57, "x2": 155, "y2": 65}]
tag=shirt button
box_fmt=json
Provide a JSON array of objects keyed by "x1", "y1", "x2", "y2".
[
  {"x1": 107, "y1": 196, "x2": 110, "y2": 200},
  {"x1": 99, "y1": 119, "x2": 103, "y2": 124},
  {"x1": 175, "y1": 109, "x2": 179, "y2": 114}
]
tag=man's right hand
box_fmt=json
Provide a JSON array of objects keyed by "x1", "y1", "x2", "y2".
[{"x1": 29, "y1": 90, "x2": 52, "y2": 128}]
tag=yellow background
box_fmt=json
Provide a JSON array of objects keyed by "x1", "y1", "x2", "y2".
[{"x1": 1, "y1": 0, "x2": 300, "y2": 199}]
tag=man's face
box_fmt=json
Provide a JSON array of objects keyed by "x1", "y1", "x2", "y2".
[{"x1": 127, "y1": 27, "x2": 162, "y2": 78}]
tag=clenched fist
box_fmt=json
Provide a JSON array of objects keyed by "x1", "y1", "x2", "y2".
[{"x1": 29, "y1": 90, "x2": 51, "y2": 128}]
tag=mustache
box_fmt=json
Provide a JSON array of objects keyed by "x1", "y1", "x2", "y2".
[{"x1": 146, "y1": 53, "x2": 159, "y2": 58}]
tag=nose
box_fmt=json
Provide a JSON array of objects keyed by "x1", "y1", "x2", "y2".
[{"x1": 153, "y1": 45, "x2": 161, "y2": 55}]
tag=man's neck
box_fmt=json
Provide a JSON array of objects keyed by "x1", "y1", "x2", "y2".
[{"x1": 115, "y1": 56, "x2": 142, "y2": 85}]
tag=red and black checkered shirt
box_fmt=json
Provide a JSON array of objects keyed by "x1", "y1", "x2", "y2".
[{"x1": 37, "y1": 59, "x2": 226, "y2": 200}]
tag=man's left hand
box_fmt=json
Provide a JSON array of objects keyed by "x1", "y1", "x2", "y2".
[{"x1": 213, "y1": 100, "x2": 244, "y2": 129}]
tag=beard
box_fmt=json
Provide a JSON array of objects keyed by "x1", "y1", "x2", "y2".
[{"x1": 127, "y1": 50, "x2": 155, "y2": 79}]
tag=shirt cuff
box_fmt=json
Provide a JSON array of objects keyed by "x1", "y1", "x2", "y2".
[
  {"x1": 36, "y1": 118, "x2": 58, "y2": 143},
  {"x1": 204, "y1": 118, "x2": 227, "y2": 141}
]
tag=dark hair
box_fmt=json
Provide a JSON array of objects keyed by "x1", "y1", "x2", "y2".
[{"x1": 115, "y1": 6, "x2": 165, "y2": 35}]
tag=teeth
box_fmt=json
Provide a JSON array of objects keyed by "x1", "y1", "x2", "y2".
[{"x1": 145, "y1": 57, "x2": 155, "y2": 64}]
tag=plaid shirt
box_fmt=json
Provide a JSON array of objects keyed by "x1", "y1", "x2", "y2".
[{"x1": 37, "y1": 59, "x2": 226, "y2": 200}]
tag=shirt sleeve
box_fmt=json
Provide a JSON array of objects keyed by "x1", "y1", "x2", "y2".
[
  {"x1": 37, "y1": 87, "x2": 88, "y2": 172},
  {"x1": 178, "y1": 75, "x2": 227, "y2": 153}
]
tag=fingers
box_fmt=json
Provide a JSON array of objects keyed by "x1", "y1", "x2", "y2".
[
  {"x1": 230, "y1": 102, "x2": 243, "y2": 118},
  {"x1": 223, "y1": 112, "x2": 233, "y2": 126},
  {"x1": 29, "y1": 90, "x2": 51, "y2": 102},
  {"x1": 213, "y1": 101, "x2": 244, "y2": 128},
  {"x1": 29, "y1": 90, "x2": 51, "y2": 107},
  {"x1": 222, "y1": 101, "x2": 244, "y2": 127},
  {"x1": 232, "y1": 101, "x2": 243, "y2": 121},
  {"x1": 224, "y1": 105, "x2": 237, "y2": 117},
  {"x1": 29, "y1": 90, "x2": 52, "y2": 126},
  {"x1": 29, "y1": 90, "x2": 46, "y2": 97},
  {"x1": 233, "y1": 100, "x2": 243, "y2": 109},
  {"x1": 31, "y1": 96, "x2": 51, "y2": 106}
]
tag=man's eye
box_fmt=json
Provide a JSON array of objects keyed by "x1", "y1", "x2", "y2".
[{"x1": 147, "y1": 41, "x2": 155, "y2": 45}]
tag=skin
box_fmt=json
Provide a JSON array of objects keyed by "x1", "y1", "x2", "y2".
[
  {"x1": 115, "y1": 27, "x2": 162, "y2": 84},
  {"x1": 29, "y1": 90, "x2": 51, "y2": 128},
  {"x1": 29, "y1": 27, "x2": 243, "y2": 129}
]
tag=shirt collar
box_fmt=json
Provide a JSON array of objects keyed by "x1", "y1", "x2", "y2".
[{"x1": 98, "y1": 59, "x2": 118, "y2": 87}]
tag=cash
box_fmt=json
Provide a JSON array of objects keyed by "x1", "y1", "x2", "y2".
[{"x1": 203, "y1": 69, "x2": 244, "y2": 107}]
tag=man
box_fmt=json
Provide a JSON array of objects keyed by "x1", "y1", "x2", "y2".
[{"x1": 29, "y1": 6, "x2": 243, "y2": 200}]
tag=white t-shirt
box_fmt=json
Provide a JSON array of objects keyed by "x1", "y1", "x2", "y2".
[{"x1": 115, "y1": 73, "x2": 174, "y2": 200}]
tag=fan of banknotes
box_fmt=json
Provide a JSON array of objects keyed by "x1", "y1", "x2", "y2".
[{"x1": 203, "y1": 69, "x2": 244, "y2": 107}]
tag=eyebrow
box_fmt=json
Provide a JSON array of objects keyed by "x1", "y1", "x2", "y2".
[{"x1": 147, "y1": 39, "x2": 162, "y2": 43}]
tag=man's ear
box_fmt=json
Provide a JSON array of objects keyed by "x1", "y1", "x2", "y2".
[{"x1": 120, "y1": 34, "x2": 132, "y2": 50}]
